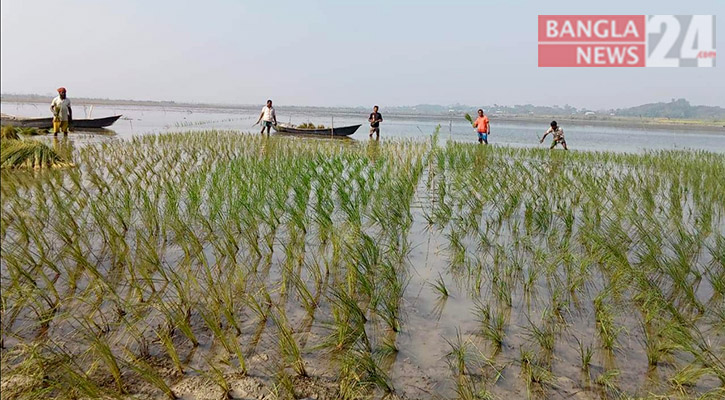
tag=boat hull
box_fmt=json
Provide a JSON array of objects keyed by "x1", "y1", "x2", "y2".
[
  {"x1": 0, "y1": 115, "x2": 122, "y2": 129},
  {"x1": 273, "y1": 124, "x2": 360, "y2": 137}
]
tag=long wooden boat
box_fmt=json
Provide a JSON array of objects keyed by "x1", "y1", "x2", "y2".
[
  {"x1": 0, "y1": 114, "x2": 122, "y2": 129},
  {"x1": 273, "y1": 123, "x2": 360, "y2": 137}
]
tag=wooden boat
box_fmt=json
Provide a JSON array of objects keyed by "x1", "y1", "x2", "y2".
[
  {"x1": 273, "y1": 123, "x2": 360, "y2": 137},
  {"x1": 0, "y1": 113, "x2": 122, "y2": 129}
]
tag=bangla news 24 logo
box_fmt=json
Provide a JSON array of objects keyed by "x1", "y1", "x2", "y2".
[{"x1": 538, "y1": 15, "x2": 716, "y2": 67}]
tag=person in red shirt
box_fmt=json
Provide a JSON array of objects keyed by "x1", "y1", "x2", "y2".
[{"x1": 473, "y1": 109, "x2": 490, "y2": 144}]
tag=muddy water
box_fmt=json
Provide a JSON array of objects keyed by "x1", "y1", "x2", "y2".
[{"x1": 3, "y1": 101, "x2": 725, "y2": 153}]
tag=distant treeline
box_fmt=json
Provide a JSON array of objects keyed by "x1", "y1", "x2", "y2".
[{"x1": 613, "y1": 99, "x2": 725, "y2": 119}]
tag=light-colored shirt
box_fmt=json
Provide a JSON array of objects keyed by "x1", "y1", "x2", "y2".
[
  {"x1": 474, "y1": 115, "x2": 489, "y2": 133},
  {"x1": 261, "y1": 106, "x2": 276, "y2": 122},
  {"x1": 51, "y1": 96, "x2": 72, "y2": 121},
  {"x1": 545, "y1": 126, "x2": 564, "y2": 140}
]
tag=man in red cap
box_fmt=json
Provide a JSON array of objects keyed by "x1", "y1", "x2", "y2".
[{"x1": 50, "y1": 87, "x2": 72, "y2": 136}]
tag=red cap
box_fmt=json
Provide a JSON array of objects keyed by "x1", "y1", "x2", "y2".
[{"x1": 57, "y1": 87, "x2": 66, "y2": 93}]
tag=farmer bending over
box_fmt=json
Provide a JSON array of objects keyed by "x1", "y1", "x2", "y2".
[{"x1": 541, "y1": 120, "x2": 568, "y2": 150}]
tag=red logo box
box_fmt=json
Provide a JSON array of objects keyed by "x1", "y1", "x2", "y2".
[{"x1": 539, "y1": 15, "x2": 646, "y2": 67}]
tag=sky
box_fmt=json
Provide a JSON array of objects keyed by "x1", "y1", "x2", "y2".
[{"x1": 1, "y1": 0, "x2": 723, "y2": 110}]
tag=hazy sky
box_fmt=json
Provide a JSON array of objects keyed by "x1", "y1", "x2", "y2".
[{"x1": 1, "y1": 0, "x2": 723, "y2": 109}]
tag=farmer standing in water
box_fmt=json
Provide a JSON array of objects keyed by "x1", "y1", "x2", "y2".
[
  {"x1": 50, "y1": 87, "x2": 72, "y2": 136},
  {"x1": 473, "y1": 109, "x2": 490, "y2": 144},
  {"x1": 368, "y1": 105, "x2": 383, "y2": 139},
  {"x1": 256, "y1": 99, "x2": 277, "y2": 135},
  {"x1": 540, "y1": 121, "x2": 568, "y2": 150}
]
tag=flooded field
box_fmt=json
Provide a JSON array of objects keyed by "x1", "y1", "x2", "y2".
[
  {"x1": 1, "y1": 129, "x2": 724, "y2": 399},
  {"x1": 2, "y1": 101, "x2": 725, "y2": 154}
]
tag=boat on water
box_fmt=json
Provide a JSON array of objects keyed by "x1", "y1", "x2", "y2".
[
  {"x1": 0, "y1": 113, "x2": 122, "y2": 129},
  {"x1": 273, "y1": 123, "x2": 361, "y2": 137}
]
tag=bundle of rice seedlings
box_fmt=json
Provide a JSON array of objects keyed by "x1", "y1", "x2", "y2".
[
  {"x1": 1, "y1": 125, "x2": 20, "y2": 140},
  {"x1": 18, "y1": 127, "x2": 42, "y2": 136},
  {"x1": 464, "y1": 113, "x2": 474, "y2": 125},
  {"x1": 1, "y1": 139, "x2": 73, "y2": 169}
]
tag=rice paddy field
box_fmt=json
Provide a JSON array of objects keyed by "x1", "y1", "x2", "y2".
[{"x1": 1, "y1": 129, "x2": 725, "y2": 399}]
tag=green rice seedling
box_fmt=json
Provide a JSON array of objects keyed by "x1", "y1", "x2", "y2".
[
  {"x1": 77, "y1": 317, "x2": 125, "y2": 393},
  {"x1": 155, "y1": 324, "x2": 184, "y2": 375},
  {"x1": 272, "y1": 308, "x2": 307, "y2": 377},
  {"x1": 698, "y1": 387, "x2": 725, "y2": 400},
  {"x1": 121, "y1": 346, "x2": 178, "y2": 399},
  {"x1": 669, "y1": 363, "x2": 712, "y2": 393},
  {"x1": 198, "y1": 356, "x2": 234, "y2": 400},
  {"x1": 575, "y1": 337, "x2": 594, "y2": 374},
  {"x1": 339, "y1": 346, "x2": 394, "y2": 395},
  {"x1": 594, "y1": 294, "x2": 620, "y2": 350},
  {"x1": 445, "y1": 329, "x2": 469, "y2": 377},
  {"x1": 323, "y1": 287, "x2": 371, "y2": 353},
  {"x1": 472, "y1": 300, "x2": 491, "y2": 327},
  {"x1": 378, "y1": 333, "x2": 399, "y2": 358},
  {"x1": 288, "y1": 266, "x2": 318, "y2": 318},
  {"x1": 198, "y1": 304, "x2": 247, "y2": 374},
  {"x1": 430, "y1": 273, "x2": 450, "y2": 299},
  {"x1": 525, "y1": 316, "x2": 556, "y2": 355},
  {"x1": 481, "y1": 308, "x2": 506, "y2": 351},
  {"x1": 595, "y1": 369, "x2": 620, "y2": 397},
  {"x1": 494, "y1": 276, "x2": 513, "y2": 308},
  {"x1": 269, "y1": 361, "x2": 296, "y2": 400},
  {"x1": 519, "y1": 348, "x2": 554, "y2": 395},
  {"x1": 640, "y1": 320, "x2": 681, "y2": 367},
  {"x1": 376, "y1": 291, "x2": 402, "y2": 333}
]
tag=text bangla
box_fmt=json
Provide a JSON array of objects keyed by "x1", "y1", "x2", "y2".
[{"x1": 546, "y1": 19, "x2": 641, "y2": 40}]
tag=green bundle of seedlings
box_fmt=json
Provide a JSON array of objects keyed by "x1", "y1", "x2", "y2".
[{"x1": 1, "y1": 138, "x2": 72, "y2": 169}]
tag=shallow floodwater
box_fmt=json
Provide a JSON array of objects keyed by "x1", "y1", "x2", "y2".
[{"x1": 2, "y1": 101, "x2": 724, "y2": 153}]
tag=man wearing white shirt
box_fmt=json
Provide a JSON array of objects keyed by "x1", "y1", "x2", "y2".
[
  {"x1": 256, "y1": 99, "x2": 277, "y2": 135},
  {"x1": 50, "y1": 87, "x2": 72, "y2": 136}
]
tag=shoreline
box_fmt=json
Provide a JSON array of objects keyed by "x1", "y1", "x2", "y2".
[{"x1": 2, "y1": 95, "x2": 724, "y2": 133}]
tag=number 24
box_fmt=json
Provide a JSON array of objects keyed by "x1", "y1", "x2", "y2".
[{"x1": 648, "y1": 15, "x2": 714, "y2": 67}]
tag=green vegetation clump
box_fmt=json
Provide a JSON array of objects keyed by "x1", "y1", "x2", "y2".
[
  {"x1": 1, "y1": 125, "x2": 19, "y2": 140},
  {"x1": 0, "y1": 125, "x2": 69, "y2": 169},
  {"x1": 295, "y1": 122, "x2": 327, "y2": 129}
]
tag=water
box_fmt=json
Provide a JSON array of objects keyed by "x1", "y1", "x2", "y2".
[{"x1": 2, "y1": 101, "x2": 725, "y2": 153}]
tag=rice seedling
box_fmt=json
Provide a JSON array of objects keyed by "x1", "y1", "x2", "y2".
[
  {"x1": 575, "y1": 337, "x2": 594, "y2": 374},
  {"x1": 594, "y1": 293, "x2": 620, "y2": 351},
  {"x1": 594, "y1": 368, "x2": 620, "y2": 397},
  {"x1": 339, "y1": 345, "x2": 394, "y2": 396},
  {"x1": 430, "y1": 272, "x2": 450, "y2": 299},
  {"x1": 272, "y1": 307, "x2": 307, "y2": 377},
  {"x1": 481, "y1": 307, "x2": 507, "y2": 352},
  {"x1": 669, "y1": 363, "x2": 712, "y2": 393},
  {"x1": 121, "y1": 346, "x2": 178, "y2": 399},
  {"x1": 519, "y1": 348, "x2": 554, "y2": 396},
  {"x1": 525, "y1": 316, "x2": 556, "y2": 355}
]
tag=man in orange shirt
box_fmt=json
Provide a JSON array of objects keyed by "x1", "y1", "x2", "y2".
[{"x1": 473, "y1": 109, "x2": 490, "y2": 144}]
